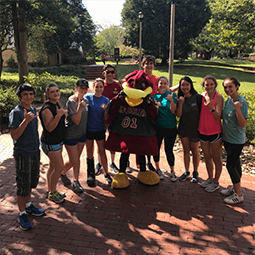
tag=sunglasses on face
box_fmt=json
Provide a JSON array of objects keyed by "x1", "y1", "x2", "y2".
[{"x1": 105, "y1": 70, "x2": 115, "y2": 74}]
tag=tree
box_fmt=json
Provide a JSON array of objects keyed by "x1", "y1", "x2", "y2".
[
  {"x1": 95, "y1": 26, "x2": 125, "y2": 56},
  {"x1": 207, "y1": 0, "x2": 255, "y2": 57},
  {"x1": 121, "y1": 0, "x2": 211, "y2": 63}
]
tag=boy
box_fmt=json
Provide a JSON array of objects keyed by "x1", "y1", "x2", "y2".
[{"x1": 9, "y1": 83, "x2": 44, "y2": 230}]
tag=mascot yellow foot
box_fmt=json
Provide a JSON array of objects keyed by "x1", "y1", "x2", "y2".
[
  {"x1": 137, "y1": 171, "x2": 160, "y2": 186},
  {"x1": 111, "y1": 172, "x2": 130, "y2": 189}
]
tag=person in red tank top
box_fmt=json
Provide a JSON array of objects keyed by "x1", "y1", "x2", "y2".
[{"x1": 198, "y1": 75, "x2": 224, "y2": 193}]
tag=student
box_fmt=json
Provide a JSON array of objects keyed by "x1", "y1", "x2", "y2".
[
  {"x1": 198, "y1": 75, "x2": 223, "y2": 192},
  {"x1": 9, "y1": 83, "x2": 45, "y2": 231},
  {"x1": 176, "y1": 76, "x2": 202, "y2": 183},
  {"x1": 84, "y1": 78, "x2": 112, "y2": 186},
  {"x1": 152, "y1": 76, "x2": 178, "y2": 181},
  {"x1": 60, "y1": 79, "x2": 89, "y2": 192},
  {"x1": 39, "y1": 84, "x2": 67, "y2": 203},
  {"x1": 95, "y1": 64, "x2": 123, "y2": 174},
  {"x1": 221, "y1": 77, "x2": 248, "y2": 204}
]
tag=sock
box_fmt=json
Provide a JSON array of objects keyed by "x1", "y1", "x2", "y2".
[
  {"x1": 19, "y1": 210, "x2": 26, "y2": 216},
  {"x1": 26, "y1": 202, "x2": 31, "y2": 208}
]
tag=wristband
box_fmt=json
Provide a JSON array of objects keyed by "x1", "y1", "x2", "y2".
[{"x1": 210, "y1": 108, "x2": 216, "y2": 113}]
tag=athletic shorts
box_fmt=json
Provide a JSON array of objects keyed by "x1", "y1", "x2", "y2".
[
  {"x1": 64, "y1": 133, "x2": 87, "y2": 146},
  {"x1": 179, "y1": 134, "x2": 199, "y2": 143},
  {"x1": 199, "y1": 133, "x2": 222, "y2": 143},
  {"x1": 14, "y1": 153, "x2": 40, "y2": 197},
  {"x1": 86, "y1": 130, "x2": 105, "y2": 141},
  {"x1": 40, "y1": 141, "x2": 63, "y2": 155}
]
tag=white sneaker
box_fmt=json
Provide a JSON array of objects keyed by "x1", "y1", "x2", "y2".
[
  {"x1": 220, "y1": 186, "x2": 234, "y2": 196},
  {"x1": 205, "y1": 181, "x2": 220, "y2": 193},
  {"x1": 169, "y1": 171, "x2": 177, "y2": 182},
  {"x1": 201, "y1": 178, "x2": 213, "y2": 188},
  {"x1": 224, "y1": 193, "x2": 244, "y2": 205},
  {"x1": 156, "y1": 169, "x2": 164, "y2": 180}
]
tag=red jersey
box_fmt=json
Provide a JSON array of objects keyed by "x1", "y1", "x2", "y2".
[
  {"x1": 150, "y1": 75, "x2": 158, "y2": 96},
  {"x1": 102, "y1": 81, "x2": 122, "y2": 100}
]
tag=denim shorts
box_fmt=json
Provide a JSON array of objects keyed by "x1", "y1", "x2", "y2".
[
  {"x1": 40, "y1": 141, "x2": 63, "y2": 155},
  {"x1": 64, "y1": 133, "x2": 87, "y2": 146},
  {"x1": 14, "y1": 153, "x2": 40, "y2": 197}
]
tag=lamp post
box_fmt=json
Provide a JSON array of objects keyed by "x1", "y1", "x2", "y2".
[
  {"x1": 168, "y1": 1, "x2": 175, "y2": 87},
  {"x1": 138, "y1": 11, "x2": 144, "y2": 70}
]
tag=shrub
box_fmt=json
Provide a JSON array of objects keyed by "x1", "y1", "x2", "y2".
[
  {"x1": 6, "y1": 55, "x2": 18, "y2": 69},
  {"x1": 0, "y1": 86, "x2": 19, "y2": 119}
]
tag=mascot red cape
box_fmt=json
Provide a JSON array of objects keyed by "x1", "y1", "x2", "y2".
[{"x1": 105, "y1": 70, "x2": 160, "y2": 189}]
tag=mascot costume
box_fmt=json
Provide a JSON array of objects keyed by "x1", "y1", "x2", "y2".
[{"x1": 105, "y1": 70, "x2": 160, "y2": 189}]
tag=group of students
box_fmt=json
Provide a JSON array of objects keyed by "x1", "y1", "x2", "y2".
[{"x1": 9, "y1": 56, "x2": 248, "y2": 231}]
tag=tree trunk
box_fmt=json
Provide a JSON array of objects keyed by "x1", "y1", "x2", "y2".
[{"x1": 11, "y1": 0, "x2": 28, "y2": 84}]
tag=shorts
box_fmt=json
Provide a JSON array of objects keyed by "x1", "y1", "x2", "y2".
[
  {"x1": 14, "y1": 153, "x2": 40, "y2": 197},
  {"x1": 64, "y1": 133, "x2": 87, "y2": 146},
  {"x1": 199, "y1": 133, "x2": 222, "y2": 143},
  {"x1": 86, "y1": 130, "x2": 105, "y2": 141},
  {"x1": 40, "y1": 141, "x2": 63, "y2": 155},
  {"x1": 179, "y1": 134, "x2": 199, "y2": 143}
]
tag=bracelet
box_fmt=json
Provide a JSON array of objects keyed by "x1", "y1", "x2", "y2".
[{"x1": 210, "y1": 108, "x2": 216, "y2": 113}]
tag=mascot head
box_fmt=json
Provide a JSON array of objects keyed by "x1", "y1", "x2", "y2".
[{"x1": 123, "y1": 70, "x2": 153, "y2": 107}]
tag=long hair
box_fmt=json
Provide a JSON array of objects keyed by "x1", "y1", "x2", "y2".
[{"x1": 177, "y1": 76, "x2": 197, "y2": 98}]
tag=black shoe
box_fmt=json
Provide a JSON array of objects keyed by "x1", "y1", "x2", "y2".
[
  {"x1": 87, "y1": 158, "x2": 96, "y2": 187},
  {"x1": 126, "y1": 161, "x2": 132, "y2": 173},
  {"x1": 146, "y1": 162, "x2": 156, "y2": 172},
  {"x1": 95, "y1": 163, "x2": 102, "y2": 176},
  {"x1": 110, "y1": 162, "x2": 119, "y2": 174},
  {"x1": 104, "y1": 173, "x2": 112, "y2": 185}
]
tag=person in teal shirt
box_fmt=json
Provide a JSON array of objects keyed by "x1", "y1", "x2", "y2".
[
  {"x1": 152, "y1": 76, "x2": 178, "y2": 181},
  {"x1": 221, "y1": 77, "x2": 248, "y2": 205}
]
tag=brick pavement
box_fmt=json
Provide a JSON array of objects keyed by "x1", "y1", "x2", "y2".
[{"x1": 0, "y1": 130, "x2": 254, "y2": 255}]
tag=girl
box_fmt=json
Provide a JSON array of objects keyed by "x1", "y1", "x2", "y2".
[
  {"x1": 152, "y1": 76, "x2": 178, "y2": 181},
  {"x1": 221, "y1": 77, "x2": 248, "y2": 204},
  {"x1": 84, "y1": 78, "x2": 112, "y2": 186},
  {"x1": 198, "y1": 75, "x2": 223, "y2": 192},
  {"x1": 39, "y1": 84, "x2": 67, "y2": 203},
  {"x1": 176, "y1": 76, "x2": 202, "y2": 183},
  {"x1": 60, "y1": 79, "x2": 89, "y2": 193}
]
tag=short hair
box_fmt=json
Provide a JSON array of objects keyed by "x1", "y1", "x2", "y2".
[
  {"x1": 141, "y1": 55, "x2": 156, "y2": 67},
  {"x1": 16, "y1": 83, "x2": 35, "y2": 98},
  {"x1": 177, "y1": 76, "x2": 197, "y2": 98},
  {"x1": 202, "y1": 75, "x2": 218, "y2": 88},
  {"x1": 223, "y1": 77, "x2": 240, "y2": 88},
  {"x1": 93, "y1": 78, "x2": 104, "y2": 86},
  {"x1": 102, "y1": 64, "x2": 115, "y2": 72}
]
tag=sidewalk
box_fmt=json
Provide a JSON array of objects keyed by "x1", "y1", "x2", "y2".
[{"x1": 0, "y1": 131, "x2": 254, "y2": 255}]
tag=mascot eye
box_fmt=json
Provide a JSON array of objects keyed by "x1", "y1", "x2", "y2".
[
  {"x1": 130, "y1": 81, "x2": 134, "y2": 88},
  {"x1": 141, "y1": 83, "x2": 146, "y2": 90}
]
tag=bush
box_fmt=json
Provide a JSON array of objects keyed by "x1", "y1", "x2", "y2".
[
  {"x1": 0, "y1": 86, "x2": 19, "y2": 119},
  {"x1": 6, "y1": 56, "x2": 18, "y2": 69}
]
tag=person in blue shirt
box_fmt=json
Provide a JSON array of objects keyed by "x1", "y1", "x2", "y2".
[
  {"x1": 9, "y1": 84, "x2": 45, "y2": 231},
  {"x1": 152, "y1": 76, "x2": 178, "y2": 181},
  {"x1": 84, "y1": 78, "x2": 112, "y2": 186},
  {"x1": 221, "y1": 77, "x2": 248, "y2": 204}
]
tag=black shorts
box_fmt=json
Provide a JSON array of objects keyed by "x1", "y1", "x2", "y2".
[
  {"x1": 86, "y1": 130, "x2": 105, "y2": 141},
  {"x1": 199, "y1": 133, "x2": 222, "y2": 143}
]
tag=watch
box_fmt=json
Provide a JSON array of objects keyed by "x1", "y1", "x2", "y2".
[{"x1": 211, "y1": 108, "x2": 216, "y2": 113}]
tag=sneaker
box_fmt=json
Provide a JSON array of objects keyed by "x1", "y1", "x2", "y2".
[
  {"x1": 110, "y1": 163, "x2": 119, "y2": 174},
  {"x1": 156, "y1": 169, "x2": 164, "y2": 180},
  {"x1": 48, "y1": 191, "x2": 65, "y2": 204},
  {"x1": 201, "y1": 178, "x2": 213, "y2": 188},
  {"x1": 104, "y1": 173, "x2": 112, "y2": 185},
  {"x1": 46, "y1": 190, "x2": 66, "y2": 198},
  {"x1": 205, "y1": 181, "x2": 220, "y2": 193},
  {"x1": 26, "y1": 204, "x2": 45, "y2": 216},
  {"x1": 60, "y1": 174, "x2": 71, "y2": 185},
  {"x1": 179, "y1": 171, "x2": 190, "y2": 181},
  {"x1": 220, "y1": 186, "x2": 234, "y2": 196},
  {"x1": 72, "y1": 180, "x2": 83, "y2": 193},
  {"x1": 126, "y1": 161, "x2": 133, "y2": 173},
  {"x1": 169, "y1": 171, "x2": 177, "y2": 182},
  {"x1": 224, "y1": 193, "x2": 244, "y2": 204},
  {"x1": 95, "y1": 163, "x2": 102, "y2": 176},
  {"x1": 146, "y1": 162, "x2": 156, "y2": 172},
  {"x1": 192, "y1": 171, "x2": 199, "y2": 183},
  {"x1": 17, "y1": 213, "x2": 32, "y2": 231}
]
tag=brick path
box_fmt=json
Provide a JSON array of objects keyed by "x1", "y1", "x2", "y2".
[{"x1": 0, "y1": 129, "x2": 254, "y2": 254}]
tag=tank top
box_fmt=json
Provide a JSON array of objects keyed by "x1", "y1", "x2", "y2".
[{"x1": 198, "y1": 92, "x2": 222, "y2": 135}]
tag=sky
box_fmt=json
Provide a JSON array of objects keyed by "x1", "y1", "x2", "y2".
[{"x1": 82, "y1": 0, "x2": 126, "y2": 28}]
